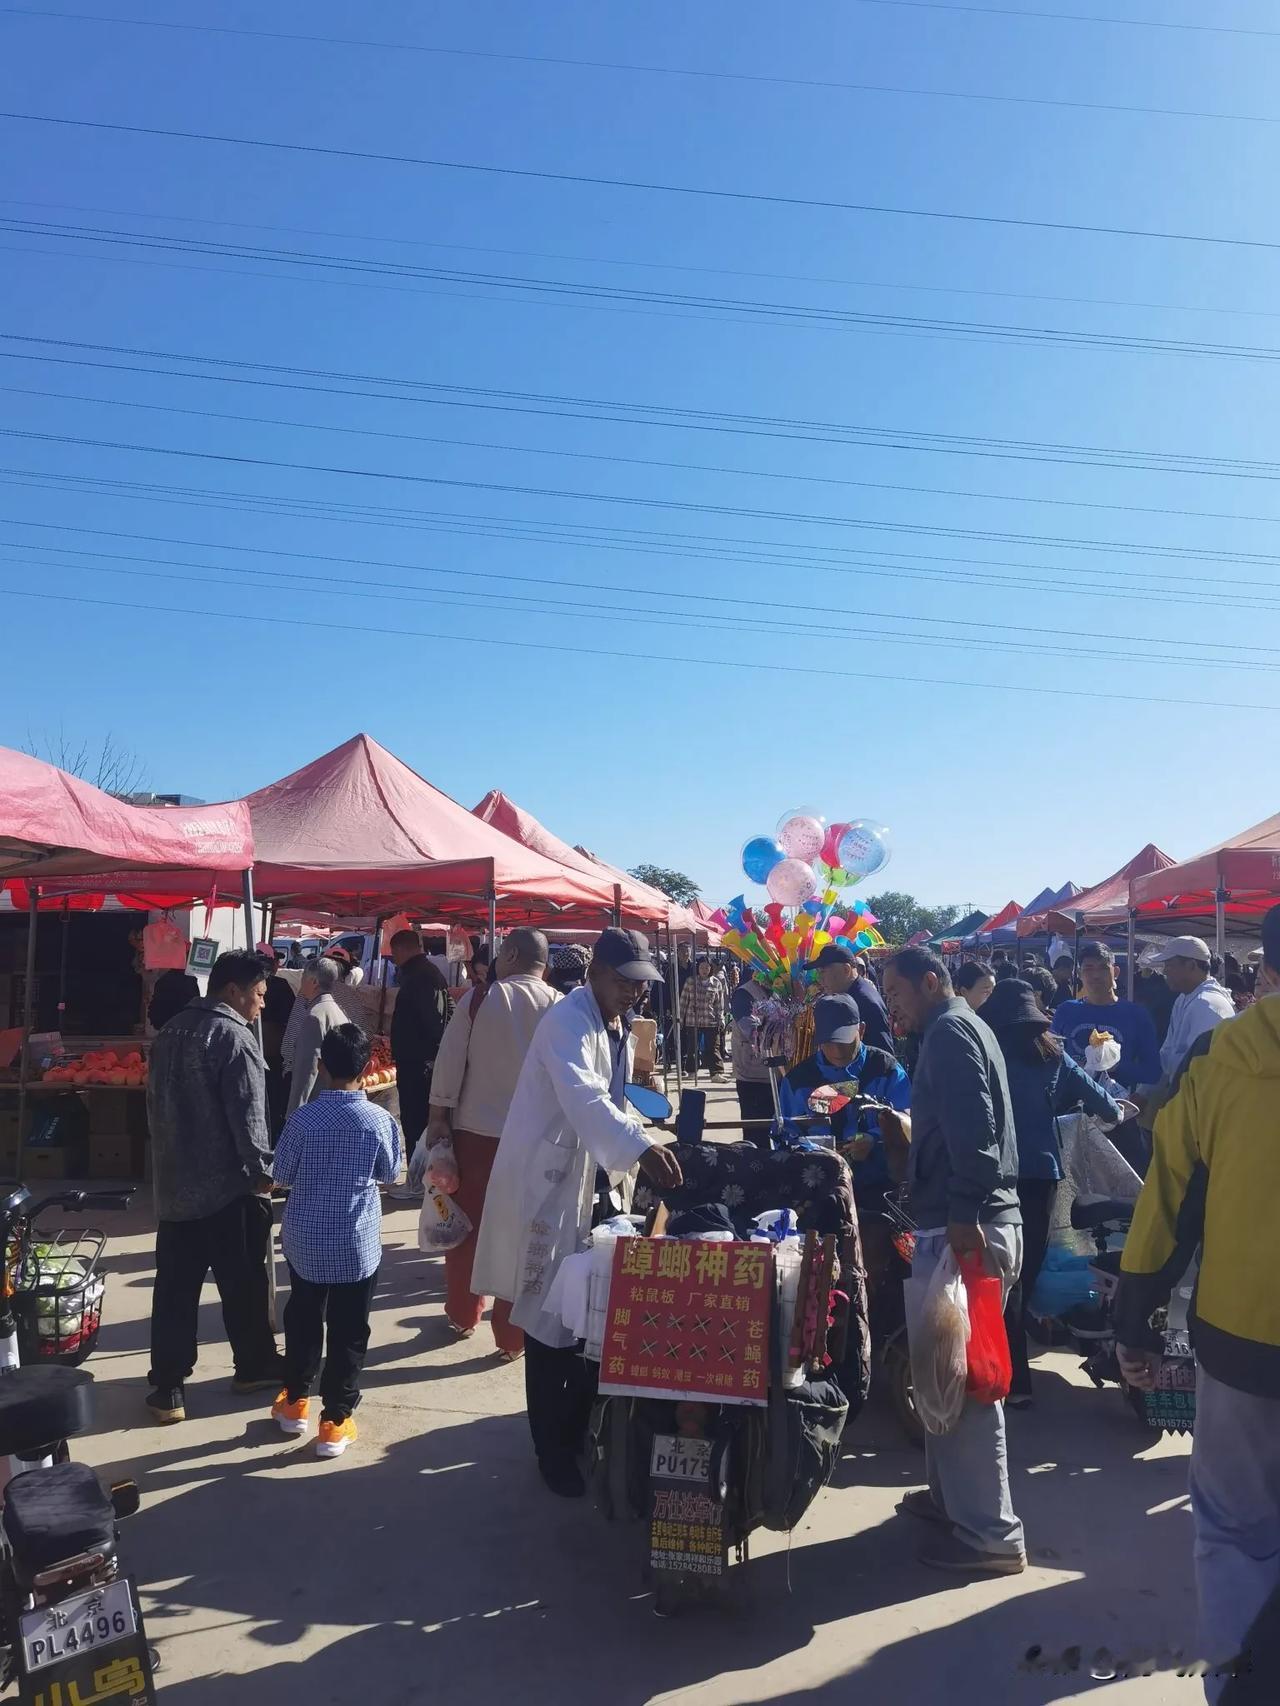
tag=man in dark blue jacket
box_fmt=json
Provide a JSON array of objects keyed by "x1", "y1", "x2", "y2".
[{"x1": 880, "y1": 947, "x2": 1025, "y2": 1577}]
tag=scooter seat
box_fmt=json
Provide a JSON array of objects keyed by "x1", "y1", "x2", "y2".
[
  {"x1": 0, "y1": 1365, "x2": 96, "y2": 1459},
  {"x1": 3, "y1": 1462, "x2": 115, "y2": 1574},
  {"x1": 1070, "y1": 1197, "x2": 1134, "y2": 1232}
]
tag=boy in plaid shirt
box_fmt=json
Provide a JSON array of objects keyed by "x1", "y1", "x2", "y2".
[{"x1": 271, "y1": 1023, "x2": 401, "y2": 1457}]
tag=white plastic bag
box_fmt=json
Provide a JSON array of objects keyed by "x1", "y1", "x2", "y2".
[
  {"x1": 910, "y1": 1247, "x2": 971, "y2": 1436},
  {"x1": 417, "y1": 1185, "x2": 472, "y2": 1252},
  {"x1": 426, "y1": 1140, "x2": 460, "y2": 1195}
]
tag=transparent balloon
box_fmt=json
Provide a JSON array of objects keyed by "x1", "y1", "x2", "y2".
[
  {"x1": 837, "y1": 820, "x2": 892, "y2": 878},
  {"x1": 776, "y1": 813, "x2": 825, "y2": 862},
  {"x1": 741, "y1": 836, "x2": 785, "y2": 885},
  {"x1": 766, "y1": 857, "x2": 820, "y2": 907}
]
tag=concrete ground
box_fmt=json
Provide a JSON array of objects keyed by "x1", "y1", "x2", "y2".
[{"x1": 64, "y1": 1082, "x2": 1197, "y2": 1704}]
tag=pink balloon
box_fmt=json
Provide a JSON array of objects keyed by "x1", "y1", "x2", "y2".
[
  {"x1": 766, "y1": 858, "x2": 820, "y2": 906},
  {"x1": 777, "y1": 813, "x2": 825, "y2": 861}
]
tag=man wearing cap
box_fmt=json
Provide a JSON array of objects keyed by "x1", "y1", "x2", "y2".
[
  {"x1": 811, "y1": 943, "x2": 896, "y2": 1057},
  {"x1": 473, "y1": 928, "x2": 683, "y2": 1497},
  {"x1": 779, "y1": 995, "x2": 911, "y2": 1289},
  {"x1": 1149, "y1": 937, "x2": 1236, "y2": 1083},
  {"x1": 1116, "y1": 904, "x2": 1280, "y2": 1691}
]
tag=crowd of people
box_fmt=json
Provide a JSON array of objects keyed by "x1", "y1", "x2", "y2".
[{"x1": 136, "y1": 911, "x2": 1280, "y2": 1694}]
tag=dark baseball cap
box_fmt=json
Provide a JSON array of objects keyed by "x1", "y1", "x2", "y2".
[
  {"x1": 593, "y1": 927, "x2": 663, "y2": 982},
  {"x1": 814, "y1": 994, "x2": 862, "y2": 1045},
  {"x1": 808, "y1": 943, "x2": 856, "y2": 971}
]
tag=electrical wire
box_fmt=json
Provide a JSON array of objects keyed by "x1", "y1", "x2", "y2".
[
  {"x1": 7, "y1": 423, "x2": 1280, "y2": 569},
  {"x1": 10, "y1": 525, "x2": 1277, "y2": 660},
  {"x1": 855, "y1": 1, "x2": 1280, "y2": 38},
  {"x1": 3, "y1": 333, "x2": 1272, "y2": 483},
  {"x1": 3, "y1": 110, "x2": 1277, "y2": 252},
  {"x1": 1, "y1": 468, "x2": 1276, "y2": 614},
  {"x1": 5, "y1": 8, "x2": 1274, "y2": 124},
  {"x1": 12, "y1": 383, "x2": 1280, "y2": 529},
  {"x1": 10, "y1": 194, "x2": 1280, "y2": 326},
  {"x1": 2, "y1": 577, "x2": 1275, "y2": 713},
  {"x1": 8, "y1": 216, "x2": 1280, "y2": 365}
]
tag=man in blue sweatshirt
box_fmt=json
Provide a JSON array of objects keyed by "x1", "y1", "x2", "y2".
[{"x1": 779, "y1": 994, "x2": 910, "y2": 1285}]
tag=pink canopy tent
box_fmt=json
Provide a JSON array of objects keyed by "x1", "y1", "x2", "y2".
[
  {"x1": 472, "y1": 789, "x2": 673, "y2": 929},
  {"x1": 1131, "y1": 808, "x2": 1280, "y2": 947},
  {"x1": 0, "y1": 745, "x2": 253, "y2": 886},
  {"x1": 1018, "y1": 844, "x2": 1176, "y2": 939},
  {"x1": 569, "y1": 844, "x2": 713, "y2": 941},
  {"x1": 43, "y1": 736, "x2": 619, "y2": 928}
]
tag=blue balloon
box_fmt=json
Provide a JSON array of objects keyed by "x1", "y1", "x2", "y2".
[{"x1": 741, "y1": 836, "x2": 786, "y2": 885}]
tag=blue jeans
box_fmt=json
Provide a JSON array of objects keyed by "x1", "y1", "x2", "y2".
[
  {"x1": 1190, "y1": 1367, "x2": 1280, "y2": 1700},
  {"x1": 904, "y1": 1225, "x2": 1025, "y2": 1558}
]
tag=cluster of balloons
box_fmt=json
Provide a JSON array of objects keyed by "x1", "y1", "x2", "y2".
[{"x1": 717, "y1": 810, "x2": 892, "y2": 992}]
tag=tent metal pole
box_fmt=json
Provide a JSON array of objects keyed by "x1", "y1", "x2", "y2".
[
  {"x1": 57, "y1": 897, "x2": 70, "y2": 1026},
  {"x1": 669, "y1": 920, "x2": 683, "y2": 1102},
  {"x1": 241, "y1": 869, "x2": 262, "y2": 1047},
  {"x1": 488, "y1": 888, "x2": 498, "y2": 955},
  {"x1": 16, "y1": 884, "x2": 39, "y2": 1182},
  {"x1": 612, "y1": 883, "x2": 622, "y2": 929},
  {"x1": 1126, "y1": 910, "x2": 1136, "y2": 1000},
  {"x1": 1215, "y1": 886, "x2": 1227, "y2": 962},
  {"x1": 688, "y1": 930, "x2": 699, "y2": 1086}
]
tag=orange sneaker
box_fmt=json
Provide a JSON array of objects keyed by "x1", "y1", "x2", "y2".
[
  {"x1": 271, "y1": 1391, "x2": 310, "y2": 1436},
  {"x1": 316, "y1": 1417, "x2": 357, "y2": 1459}
]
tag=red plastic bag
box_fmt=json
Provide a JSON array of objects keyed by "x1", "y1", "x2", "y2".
[{"x1": 960, "y1": 1252, "x2": 1012, "y2": 1404}]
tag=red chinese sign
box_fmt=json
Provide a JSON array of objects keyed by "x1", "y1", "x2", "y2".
[{"x1": 598, "y1": 1238, "x2": 773, "y2": 1406}]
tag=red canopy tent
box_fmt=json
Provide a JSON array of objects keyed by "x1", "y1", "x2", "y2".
[
  {"x1": 472, "y1": 789, "x2": 673, "y2": 929},
  {"x1": 40, "y1": 736, "x2": 620, "y2": 930},
  {"x1": 1018, "y1": 844, "x2": 1176, "y2": 939},
  {"x1": 964, "y1": 901, "x2": 1021, "y2": 946},
  {"x1": 1131, "y1": 809, "x2": 1280, "y2": 946}
]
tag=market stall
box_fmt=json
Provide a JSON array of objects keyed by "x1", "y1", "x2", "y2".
[
  {"x1": 1130, "y1": 807, "x2": 1280, "y2": 949},
  {"x1": 0, "y1": 745, "x2": 255, "y2": 1180}
]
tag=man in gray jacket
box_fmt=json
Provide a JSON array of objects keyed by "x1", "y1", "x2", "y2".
[
  {"x1": 880, "y1": 946, "x2": 1025, "y2": 1575},
  {"x1": 285, "y1": 956, "x2": 347, "y2": 1116},
  {"x1": 146, "y1": 951, "x2": 282, "y2": 1423}
]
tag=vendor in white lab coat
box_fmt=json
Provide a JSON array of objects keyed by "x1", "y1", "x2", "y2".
[{"x1": 473, "y1": 928, "x2": 683, "y2": 1497}]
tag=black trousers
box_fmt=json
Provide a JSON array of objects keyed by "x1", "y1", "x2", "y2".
[
  {"x1": 284, "y1": 1266, "x2": 379, "y2": 1422},
  {"x1": 523, "y1": 1335, "x2": 598, "y2": 1473},
  {"x1": 149, "y1": 1194, "x2": 279, "y2": 1388},
  {"x1": 1004, "y1": 1177, "x2": 1057, "y2": 1398},
  {"x1": 735, "y1": 1078, "x2": 775, "y2": 1148},
  {"x1": 394, "y1": 1062, "x2": 433, "y2": 1155}
]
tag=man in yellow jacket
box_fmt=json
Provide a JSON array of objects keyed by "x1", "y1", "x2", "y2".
[{"x1": 1116, "y1": 904, "x2": 1280, "y2": 1696}]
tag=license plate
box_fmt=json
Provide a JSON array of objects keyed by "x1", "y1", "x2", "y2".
[
  {"x1": 650, "y1": 1435, "x2": 711, "y2": 1481},
  {"x1": 20, "y1": 1579, "x2": 136, "y2": 1675},
  {"x1": 1157, "y1": 1359, "x2": 1197, "y2": 1392}
]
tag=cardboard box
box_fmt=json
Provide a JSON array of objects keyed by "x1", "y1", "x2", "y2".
[
  {"x1": 24, "y1": 1144, "x2": 87, "y2": 1180},
  {"x1": 88, "y1": 1134, "x2": 142, "y2": 1180}
]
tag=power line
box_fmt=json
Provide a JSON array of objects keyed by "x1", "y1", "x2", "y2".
[
  {"x1": 5, "y1": 8, "x2": 1272, "y2": 124},
  {"x1": 9, "y1": 423, "x2": 1280, "y2": 568},
  {"x1": 856, "y1": 1, "x2": 1280, "y2": 38},
  {"x1": 4, "y1": 109, "x2": 1277, "y2": 253},
  {"x1": 4, "y1": 578, "x2": 1276, "y2": 713},
  {"x1": 10, "y1": 523, "x2": 1276, "y2": 659},
  {"x1": 3, "y1": 333, "x2": 1276, "y2": 482},
  {"x1": 2, "y1": 467, "x2": 1276, "y2": 612},
  {"x1": 9, "y1": 216, "x2": 1280, "y2": 365},
  {"x1": 13, "y1": 382, "x2": 1280, "y2": 529},
  {"x1": 11, "y1": 194, "x2": 1280, "y2": 326}
]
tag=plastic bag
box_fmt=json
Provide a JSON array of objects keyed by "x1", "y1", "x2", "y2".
[
  {"x1": 910, "y1": 1247, "x2": 970, "y2": 1436},
  {"x1": 961, "y1": 1253, "x2": 1012, "y2": 1403},
  {"x1": 417, "y1": 1185, "x2": 472, "y2": 1252},
  {"x1": 426, "y1": 1140, "x2": 459, "y2": 1195}
]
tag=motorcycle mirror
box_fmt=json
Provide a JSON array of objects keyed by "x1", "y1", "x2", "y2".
[{"x1": 625, "y1": 1083, "x2": 673, "y2": 1122}]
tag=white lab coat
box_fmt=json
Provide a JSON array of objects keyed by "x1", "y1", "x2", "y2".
[{"x1": 472, "y1": 984, "x2": 652, "y2": 1348}]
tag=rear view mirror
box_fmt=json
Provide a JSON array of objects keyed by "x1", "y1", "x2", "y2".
[{"x1": 625, "y1": 1083, "x2": 673, "y2": 1122}]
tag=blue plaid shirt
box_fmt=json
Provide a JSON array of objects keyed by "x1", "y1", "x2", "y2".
[{"x1": 273, "y1": 1091, "x2": 402, "y2": 1284}]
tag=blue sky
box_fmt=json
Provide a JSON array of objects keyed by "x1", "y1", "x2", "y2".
[{"x1": 3, "y1": 1, "x2": 1278, "y2": 916}]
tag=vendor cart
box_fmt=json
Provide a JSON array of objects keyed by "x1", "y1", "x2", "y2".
[{"x1": 583, "y1": 1143, "x2": 868, "y2": 1615}]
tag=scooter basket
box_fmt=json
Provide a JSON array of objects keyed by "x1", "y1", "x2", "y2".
[{"x1": 12, "y1": 1231, "x2": 107, "y2": 1366}]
